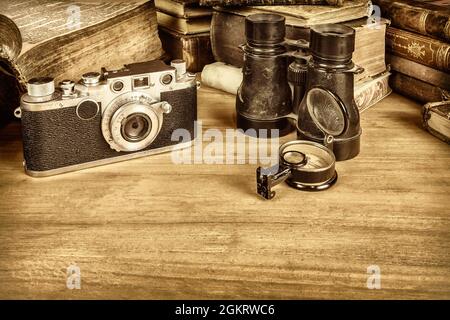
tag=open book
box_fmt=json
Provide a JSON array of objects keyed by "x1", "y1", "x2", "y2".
[{"x1": 0, "y1": 0, "x2": 164, "y2": 128}]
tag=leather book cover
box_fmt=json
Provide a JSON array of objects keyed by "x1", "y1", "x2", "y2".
[
  {"x1": 155, "y1": 0, "x2": 212, "y2": 18},
  {"x1": 386, "y1": 27, "x2": 450, "y2": 73},
  {"x1": 373, "y1": 0, "x2": 450, "y2": 42},
  {"x1": 387, "y1": 54, "x2": 450, "y2": 90},
  {"x1": 390, "y1": 71, "x2": 450, "y2": 103}
]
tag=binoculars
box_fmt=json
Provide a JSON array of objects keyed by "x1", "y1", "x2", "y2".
[{"x1": 236, "y1": 13, "x2": 363, "y2": 162}]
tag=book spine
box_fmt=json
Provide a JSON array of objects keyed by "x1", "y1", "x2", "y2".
[
  {"x1": 390, "y1": 71, "x2": 450, "y2": 103},
  {"x1": 200, "y1": 0, "x2": 341, "y2": 6},
  {"x1": 387, "y1": 54, "x2": 450, "y2": 91},
  {"x1": 181, "y1": 35, "x2": 215, "y2": 72},
  {"x1": 354, "y1": 72, "x2": 392, "y2": 113},
  {"x1": 386, "y1": 27, "x2": 450, "y2": 73},
  {"x1": 159, "y1": 28, "x2": 214, "y2": 72},
  {"x1": 373, "y1": 0, "x2": 450, "y2": 42}
]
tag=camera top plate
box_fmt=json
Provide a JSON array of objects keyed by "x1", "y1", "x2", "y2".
[{"x1": 104, "y1": 60, "x2": 175, "y2": 80}]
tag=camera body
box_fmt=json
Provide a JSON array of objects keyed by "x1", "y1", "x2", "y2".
[{"x1": 19, "y1": 59, "x2": 197, "y2": 177}]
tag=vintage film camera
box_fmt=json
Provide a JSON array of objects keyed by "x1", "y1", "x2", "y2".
[{"x1": 18, "y1": 59, "x2": 197, "y2": 177}]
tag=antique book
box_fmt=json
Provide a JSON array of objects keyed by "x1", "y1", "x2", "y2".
[
  {"x1": 349, "y1": 18, "x2": 389, "y2": 84},
  {"x1": 387, "y1": 54, "x2": 450, "y2": 91},
  {"x1": 201, "y1": 62, "x2": 391, "y2": 112},
  {"x1": 155, "y1": 0, "x2": 212, "y2": 18},
  {"x1": 422, "y1": 101, "x2": 450, "y2": 144},
  {"x1": 213, "y1": 0, "x2": 369, "y2": 26},
  {"x1": 385, "y1": 27, "x2": 450, "y2": 73},
  {"x1": 354, "y1": 70, "x2": 392, "y2": 113},
  {"x1": 159, "y1": 27, "x2": 214, "y2": 72},
  {"x1": 390, "y1": 72, "x2": 450, "y2": 103},
  {"x1": 372, "y1": 0, "x2": 450, "y2": 42},
  {"x1": 211, "y1": 9, "x2": 387, "y2": 84},
  {"x1": 157, "y1": 11, "x2": 212, "y2": 34},
  {"x1": 0, "y1": 0, "x2": 163, "y2": 128},
  {"x1": 199, "y1": 0, "x2": 343, "y2": 5}
]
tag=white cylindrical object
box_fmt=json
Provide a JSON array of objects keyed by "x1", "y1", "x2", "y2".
[
  {"x1": 201, "y1": 62, "x2": 243, "y2": 95},
  {"x1": 171, "y1": 59, "x2": 187, "y2": 78},
  {"x1": 27, "y1": 77, "x2": 55, "y2": 97}
]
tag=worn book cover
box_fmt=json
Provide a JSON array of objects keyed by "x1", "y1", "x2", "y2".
[
  {"x1": 387, "y1": 54, "x2": 450, "y2": 91},
  {"x1": 390, "y1": 72, "x2": 450, "y2": 103},
  {"x1": 0, "y1": 0, "x2": 164, "y2": 128},
  {"x1": 155, "y1": 0, "x2": 212, "y2": 18},
  {"x1": 213, "y1": 0, "x2": 369, "y2": 26},
  {"x1": 373, "y1": 0, "x2": 450, "y2": 42},
  {"x1": 354, "y1": 71, "x2": 392, "y2": 113},
  {"x1": 386, "y1": 27, "x2": 450, "y2": 73},
  {"x1": 423, "y1": 101, "x2": 450, "y2": 144},
  {"x1": 159, "y1": 27, "x2": 214, "y2": 72},
  {"x1": 157, "y1": 11, "x2": 212, "y2": 34},
  {"x1": 199, "y1": 0, "x2": 343, "y2": 5}
]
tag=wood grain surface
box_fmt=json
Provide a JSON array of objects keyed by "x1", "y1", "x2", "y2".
[{"x1": 0, "y1": 87, "x2": 449, "y2": 299}]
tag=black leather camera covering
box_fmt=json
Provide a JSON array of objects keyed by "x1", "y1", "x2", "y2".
[{"x1": 21, "y1": 86, "x2": 197, "y2": 172}]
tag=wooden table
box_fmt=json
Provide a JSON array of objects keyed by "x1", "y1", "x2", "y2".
[{"x1": 0, "y1": 87, "x2": 449, "y2": 299}]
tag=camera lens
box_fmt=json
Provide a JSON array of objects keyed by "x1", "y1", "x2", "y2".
[{"x1": 121, "y1": 113, "x2": 152, "y2": 142}]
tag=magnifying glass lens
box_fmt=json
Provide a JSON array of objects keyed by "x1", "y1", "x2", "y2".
[{"x1": 282, "y1": 151, "x2": 306, "y2": 166}]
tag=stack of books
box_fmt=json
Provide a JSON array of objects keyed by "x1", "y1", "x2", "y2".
[
  {"x1": 156, "y1": 0, "x2": 215, "y2": 72},
  {"x1": 374, "y1": 0, "x2": 450, "y2": 104},
  {"x1": 201, "y1": 0, "x2": 392, "y2": 112}
]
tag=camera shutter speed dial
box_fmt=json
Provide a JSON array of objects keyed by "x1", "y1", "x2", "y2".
[
  {"x1": 81, "y1": 72, "x2": 101, "y2": 85},
  {"x1": 27, "y1": 77, "x2": 55, "y2": 97}
]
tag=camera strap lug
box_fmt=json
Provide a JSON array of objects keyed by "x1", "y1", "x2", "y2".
[{"x1": 14, "y1": 107, "x2": 21, "y2": 119}]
